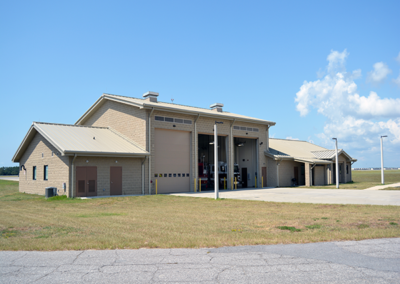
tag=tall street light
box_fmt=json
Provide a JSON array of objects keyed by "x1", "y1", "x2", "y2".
[
  {"x1": 332, "y1": 138, "x2": 339, "y2": 189},
  {"x1": 214, "y1": 121, "x2": 223, "y2": 199},
  {"x1": 380, "y1": 135, "x2": 387, "y2": 185}
]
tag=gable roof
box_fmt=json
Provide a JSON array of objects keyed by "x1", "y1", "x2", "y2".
[
  {"x1": 12, "y1": 122, "x2": 149, "y2": 162},
  {"x1": 265, "y1": 138, "x2": 356, "y2": 164},
  {"x1": 75, "y1": 93, "x2": 276, "y2": 126}
]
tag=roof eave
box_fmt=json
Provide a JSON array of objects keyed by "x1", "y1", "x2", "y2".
[
  {"x1": 141, "y1": 104, "x2": 276, "y2": 126},
  {"x1": 64, "y1": 150, "x2": 150, "y2": 157}
]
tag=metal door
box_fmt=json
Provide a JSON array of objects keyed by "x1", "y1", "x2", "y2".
[
  {"x1": 294, "y1": 167, "x2": 298, "y2": 186},
  {"x1": 76, "y1": 166, "x2": 97, "y2": 197},
  {"x1": 154, "y1": 129, "x2": 190, "y2": 193},
  {"x1": 242, "y1": 168, "x2": 247, "y2": 188},
  {"x1": 110, "y1": 166, "x2": 122, "y2": 195}
]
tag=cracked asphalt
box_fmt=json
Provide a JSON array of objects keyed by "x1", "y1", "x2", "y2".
[{"x1": 1, "y1": 238, "x2": 399, "y2": 283}]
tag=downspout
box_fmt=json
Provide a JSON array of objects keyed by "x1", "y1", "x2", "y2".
[
  {"x1": 71, "y1": 154, "x2": 78, "y2": 198},
  {"x1": 141, "y1": 156, "x2": 147, "y2": 195},
  {"x1": 194, "y1": 114, "x2": 200, "y2": 192},
  {"x1": 276, "y1": 158, "x2": 282, "y2": 187},
  {"x1": 229, "y1": 119, "x2": 236, "y2": 190},
  {"x1": 148, "y1": 108, "x2": 155, "y2": 195}
]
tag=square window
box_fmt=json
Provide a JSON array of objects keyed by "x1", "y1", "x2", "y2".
[
  {"x1": 164, "y1": 174, "x2": 167, "y2": 177},
  {"x1": 169, "y1": 173, "x2": 172, "y2": 177},
  {"x1": 186, "y1": 173, "x2": 189, "y2": 177},
  {"x1": 32, "y1": 166, "x2": 36, "y2": 180},
  {"x1": 43, "y1": 165, "x2": 48, "y2": 180},
  {"x1": 182, "y1": 173, "x2": 185, "y2": 177},
  {"x1": 178, "y1": 173, "x2": 181, "y2": 177},
  {"x1": 173, "y1": 173, "x2": 177, "y2": 177},
  {"x1": 159, "y1": 173, "x2": 162, "y2": 177},
  {"x1": 154, "y1": 173, "x2": 158, "y2": 178}
]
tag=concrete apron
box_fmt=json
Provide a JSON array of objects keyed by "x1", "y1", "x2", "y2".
[{"x1": 170, "y1": 187, "x2": 400, "y2": 206}]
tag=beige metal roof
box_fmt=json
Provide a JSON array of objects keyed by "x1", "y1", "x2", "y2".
[
  {"x1": 12, "y1": 122, "x2": 149, "y2": 162},
  {"x1": 75, "y1": 93, "x2": 276, "y2": 126},
  {"x1": 311, "y1": 150, "x2": 337, "y2": 159},
  {"x1": 266, "y1": 138, "x2": 356, "y2": 163}
]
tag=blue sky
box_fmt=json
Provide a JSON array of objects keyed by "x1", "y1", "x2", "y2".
[{"x1": 1, "y1": 0, "x2": 399, "y2": 168}]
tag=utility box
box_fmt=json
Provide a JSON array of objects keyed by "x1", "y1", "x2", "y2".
[{"x1": 45, "y1": 187, "x2": 57, "y2": 198}]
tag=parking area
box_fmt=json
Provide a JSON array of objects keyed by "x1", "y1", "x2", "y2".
[{"x1": 171, "y1": 187, "x2": 400, "y2": 206}]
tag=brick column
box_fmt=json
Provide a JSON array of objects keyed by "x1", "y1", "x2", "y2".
[{"x1": 305, "y1": 162, "x2": 311, "y2": 186}]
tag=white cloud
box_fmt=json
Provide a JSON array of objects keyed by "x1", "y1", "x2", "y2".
[
  {"x1": 393, "y1": 72, "x2": 400, "y2": 87},
  {"x1": 295, "y1": 50, "x2": 400, "y2": 156},
  {"x1": 396, "y1": 52, "x2": 400, "y2": 64},
  {"x1": 367, "y1": 62, "x2": 392, "y2": 83}
]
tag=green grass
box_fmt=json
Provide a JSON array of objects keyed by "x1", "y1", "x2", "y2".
[
  {"x1": 1, "y1": 180, "x2": 400, "y2": 251},
  {"x1": 300, "y1": 170, "x2": 400, "y2": 189}
]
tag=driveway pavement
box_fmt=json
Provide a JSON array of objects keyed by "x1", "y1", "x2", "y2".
[
  {"x1": 171, "y1": 187, "x2": 400, "y2": 206},
  {"x1": 1, "y1": 238, "x2": 399, "y2": 283},
  {"x1": 0, "y1": 176, "x2": 19, "y2": 181}
]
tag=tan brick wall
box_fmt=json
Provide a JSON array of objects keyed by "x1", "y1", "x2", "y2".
[
  {"x1": 278, "y1": 160, "x2": 304, "y2": 187},
  {"x1": 73, "y1": 156, "x2": 143, "y2": 196},
  {"x1": 314, "y1": 166, "x2": 325, "y2": 186},
  {"x1": 18, "y1": 132, "x2": 70, "y2": 196},
  {"x1": 84, "y1": 100, "x2": 147, "y2": 150},
  {"x1": 267, "y1": 157, "x2": 278, "y2": 187}
]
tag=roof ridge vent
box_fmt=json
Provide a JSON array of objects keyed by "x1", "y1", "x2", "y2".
[
  {"x1": 210, "y1": 103, "x2": 224, "y2": 112},
  {"x1": 142, "y1": 91, "x2": 159, "y2": 102}
]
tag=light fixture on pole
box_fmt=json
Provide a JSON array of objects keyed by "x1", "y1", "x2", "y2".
[
  {"x1": 332, "y1": 138, "x2": 339, "y2": 189},
  {"x1": 380, "y1": 135, "x2": 387, "y2": 185},
  {"x1": 214, "y1": 121, "x2": 223, "y2": 199}
]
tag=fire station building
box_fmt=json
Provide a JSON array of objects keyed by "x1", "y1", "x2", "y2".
[{"x1": 12, "y1": 92, "x2": 356, "y2": 197}]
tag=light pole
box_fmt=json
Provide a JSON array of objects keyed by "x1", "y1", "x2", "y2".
[
  {"x1": 380, "y1": 135, "x2": 387, "y2": 184},
  {"x1": 332, "y1": 138, "x2": 339, "y2": 189},
  {"x1": 214, "y1": 122, "x2": 223, "y2": 199}
]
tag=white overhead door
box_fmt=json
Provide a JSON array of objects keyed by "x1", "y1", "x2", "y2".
[{"x1": 154, "y1": 129, "x2": 190, "y2": 193}]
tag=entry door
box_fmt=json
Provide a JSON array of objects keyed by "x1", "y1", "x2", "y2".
[
  {"x1": 242, "y1": 168, "x2": 248, "y2": 188},
  {"x1": 76, "y1": 166, "x2": 97, "y2": 197},
  {"x1": 262, "y1": 167, "x2": 267, "y2": 187},
  {"x1": 110, "y1": 167, "x2": 122, "y2": 195},
  {"x1": 294, "y1": 167, "x2": 299, "y2": 186}
]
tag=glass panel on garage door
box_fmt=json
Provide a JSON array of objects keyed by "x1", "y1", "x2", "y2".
[{"x1": 154, "y1": 129, "x2": 190, "y2": 193}]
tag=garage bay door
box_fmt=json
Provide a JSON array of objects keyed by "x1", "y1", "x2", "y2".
[{"x1": 154, "y1": 129, "x2": 190, "y2": 193}]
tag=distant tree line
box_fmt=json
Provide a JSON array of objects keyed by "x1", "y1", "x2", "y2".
[{"x1": 0, "y1": 166, "x2": 19, "y2": 175}]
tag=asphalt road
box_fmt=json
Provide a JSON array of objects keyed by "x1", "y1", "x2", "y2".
[
  {"x1": 1, "y1": 238, "x2": 399, "y2": 283},
  {"x1": 171, "y1": 187, "x2": 400, "y2": 206}
]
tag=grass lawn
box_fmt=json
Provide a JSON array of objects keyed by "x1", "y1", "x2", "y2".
[
  {"x1": 299, "y1": 170, "x2": 400, "y2": 189},
  {"x1": 1, "y1": 180, "x2": 399, "y2": 251}
]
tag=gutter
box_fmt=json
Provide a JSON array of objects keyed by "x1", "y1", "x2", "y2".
[{"x1": 141, "y1": 156, "x2": 147, "y2": 195}]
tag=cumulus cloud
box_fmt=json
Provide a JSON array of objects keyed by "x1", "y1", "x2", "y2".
[
  {"x1": 393, "y1": 72, "x2": 400, "y2": 87},
  {"x1": 286, "y1": 136, "x2": 299, "y2": 140},
  {"x1": 367, "y1": 62, "x2": 392, "y2": 83},
  {"x1": 295, "y1": 50, "x2": 400, "y2": 155}
]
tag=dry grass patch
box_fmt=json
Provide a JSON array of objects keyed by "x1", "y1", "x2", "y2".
[{"x1": 1, "y1": 180, "x2": 400, "y2": 251}]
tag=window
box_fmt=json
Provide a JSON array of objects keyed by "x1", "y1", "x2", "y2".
[
  {"x1": 44, "y1": 165, "x2": 48, "y2": 180},
  {"x1": 33, "y1": 166, "x2": 36, "y2": 180}
]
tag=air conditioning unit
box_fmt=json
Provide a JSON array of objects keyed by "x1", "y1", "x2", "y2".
[{"x1": 45, "y1": 187, "x2": 57, "y2": 198}]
